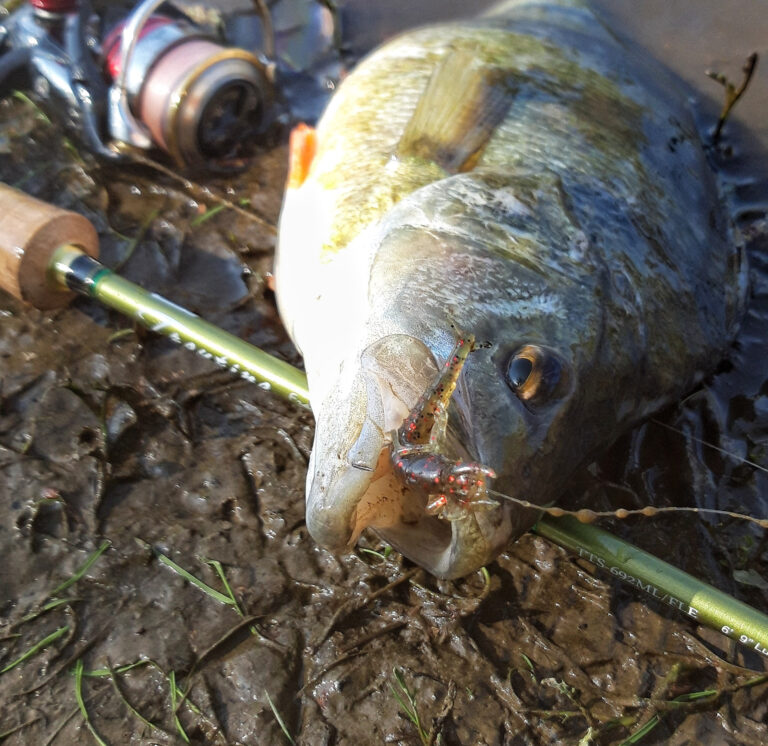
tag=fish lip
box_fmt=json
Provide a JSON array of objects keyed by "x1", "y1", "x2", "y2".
[
  {"x1": 305, "y1": 453, "x2": 377, "y2": 549},
  {"x1": 305, "y1": 334, "x2": 439, "y2": 550},
  {"x1": 305, "y1": 364, "x2": 390, "y2": 550}
]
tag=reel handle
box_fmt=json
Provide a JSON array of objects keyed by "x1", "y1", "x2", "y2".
[{"x1": 0, "y1": 183, "x2": 99, "y2": 309}]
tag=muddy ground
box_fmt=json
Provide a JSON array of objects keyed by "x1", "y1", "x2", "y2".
[{"x1": 1, "y1": 1, "x2": 768, "y2": 744}]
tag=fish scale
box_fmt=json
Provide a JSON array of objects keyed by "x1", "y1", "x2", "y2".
[{"x1": 275, "y1": 0, "x2": 745, "y2": 578}]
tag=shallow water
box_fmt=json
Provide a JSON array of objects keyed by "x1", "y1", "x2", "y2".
[{"x1": 0, "y1": 1, "x2": 767, "y2": 744}]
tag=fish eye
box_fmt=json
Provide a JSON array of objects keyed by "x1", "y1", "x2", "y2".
[
  {"x1": 505, "y1": 345, "x2": 567, "y2": 403},
  {"x1": 507, "y1": 356, "x2": 533, "y2": 389}
]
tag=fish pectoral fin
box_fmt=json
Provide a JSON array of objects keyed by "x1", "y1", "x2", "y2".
[
  {"x1": 396, "y1": 49, "x2": 512, "y2": 173},
  {"x1": 287, "y1": 123, "x2": 317, "y2": 189}
]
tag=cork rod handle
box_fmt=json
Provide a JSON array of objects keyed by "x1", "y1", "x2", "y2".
[{"x1": 0, "y1": 183, "x2": 99, "y2": 309}]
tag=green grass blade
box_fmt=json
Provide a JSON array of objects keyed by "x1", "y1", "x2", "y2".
[
  {"x1": 169, "y1": 671, "x2": 190, "y2": 743},
  {"x1": 190, "y1": 204, "x2": 226, "y2": 227},
  {"x1": 203, "y1": 559, "x2": 243, "y2": 616},
  {"x1": 390, "y1": 668, "x2": 428, "y2": 745},
  {"x1": 388, "y1": 683, "x2": 416, "y2": 724},
  {"x1": 156, "y1": 552, "x2": 236, "y2": 606},
  {"x1": 264, "y1": 689, "x2": 294, "y2": 744},
  {"x1": 11, "y1": 90, "x2": 51, "y2": 123},
  {"x1": 51, "y1": 540, "x2": 111, "y2": 596},
  {"x1": 619, "y1": 714, "x2": 661, "y2": 745},
  {"x1": 20, "y1": 597, "x2": 79, "y2": 624},
  {"x1": 0, "y1": 625, "x2": 69, "y2": 674},
  {"x1": 107, "y1": 328, "x2": 135, "y2": 344},
  {"x1": 359, "y1": 548, "x2": 389, "y2": 561},
  {"x1": 113, "y1": 209, "x2": 160, "y2": 271},
  {"x1": 393, "y1": 668, "x2": 419, "y2": 718},
  {"x1": 74, "y1": 659, "x2": 109, "y2": 746},
  {"x1": 520, "y1": 653, "x2": 536, "y2": 674},
  {"x1": 674, "y1": 688, "x2": 718, "y2": 702}
]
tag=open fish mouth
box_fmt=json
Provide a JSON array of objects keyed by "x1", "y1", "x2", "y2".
[
  {"x1": 348, "y1": 434, "x2": 513, "y2": 580},
  {"x1": 305, "y1": 334, "x2": 519, "y2": 579}
]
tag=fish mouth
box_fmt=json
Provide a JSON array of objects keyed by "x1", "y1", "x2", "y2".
[
  {"x1": 337, "y1": 416, "x2": 519, "y2": 580},
  {"x1": 305, "y1": 334, "x2": 528, "y2": 579}
]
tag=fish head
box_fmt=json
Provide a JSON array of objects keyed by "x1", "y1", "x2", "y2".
[
  {"x1": 303, "y1": 174, "x2": 620, "y2": 578},
  {"x1": 305, "y1": 324, "x2": 592, "y2": 580}
]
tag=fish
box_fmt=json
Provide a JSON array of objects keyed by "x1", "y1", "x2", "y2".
[{"x1": 274, "y1": 0, "x2": 746, "y2": 578}]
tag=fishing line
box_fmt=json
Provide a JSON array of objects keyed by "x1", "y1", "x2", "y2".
[
  {"x1": 485, "y1": 489, "x2": 768, "y2": 529},
  {"x1": 483, "y1": 412, "x2": 768, "y2": 529},
  {"x1": 651, "y1": 417, "x2": 768, "y2": 475},
  {"x1": 126, "y1": 150, "x2": 277, "y2": 234}
]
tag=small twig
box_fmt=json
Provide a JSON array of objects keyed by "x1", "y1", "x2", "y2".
[
  {"x1": 106, "y1": 660, "x2": 180, "y2": 742},
  {"x1": 427, "y1": 679, "x2": 457, "y2": 746},
  {"x1": 707, "y1": 52, "x2": 759, "y2": 144},
  {"x1": 312, "y1": 567, "x2": 421, "y2": 648},
  {"x1": 126, "y1": 151, "x2": 277, "y2": 234},
  {"x1": 615, "y1": 667, "x2": 768, "y2": 743},
  {"x1": 0, "y1": 715, "x2": 43, "y2": 741},
  {"x1": 186, "y1": 614, "x2": 276, "y2": 679},
  {"x1": 302, "y1": 620, "x2": 407, "y2": 692},
  {"x1": 42, "y1": 705, "x2": 81, "y2": 746},
  {"x1": 252, "y1": 0, "x2": 275, "y2": 59},
  {"x1": 677, "y1": 631, "x2": 765, "y2": 678}
]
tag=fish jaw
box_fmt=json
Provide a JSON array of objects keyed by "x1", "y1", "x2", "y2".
[{"x1": 375, "y1": 503, "x2": 520, "y2": 579}]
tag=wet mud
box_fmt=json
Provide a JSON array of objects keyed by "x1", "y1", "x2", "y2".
[{"x1": 1, "y1": 2, "x2": 768, "y2": 744}]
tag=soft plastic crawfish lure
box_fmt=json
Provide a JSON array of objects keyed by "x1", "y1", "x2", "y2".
[{"x1": 390, "y1": 335, "x2": 498, "y2": 520}]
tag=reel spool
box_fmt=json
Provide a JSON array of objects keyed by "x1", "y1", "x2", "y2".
[{"x1": 103, "y1": 0, "x2": 271, "y2": 168}]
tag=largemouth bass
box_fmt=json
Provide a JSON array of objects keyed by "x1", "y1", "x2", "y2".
[{"x1": 275, "y1": 0, "x2": 745, "y2": 578}]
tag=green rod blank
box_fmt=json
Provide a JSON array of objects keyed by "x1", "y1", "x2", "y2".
[
  {"x1": 534, "y1": 516, "x2": 768, "y2": 656},
  {"x1": 50, "y1": 245, "x2": 310, "y2": 408}
]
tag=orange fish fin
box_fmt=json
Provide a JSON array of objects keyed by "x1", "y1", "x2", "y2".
[{"x1": 287, "y1": 123, "x2": 317, "y2": 189}]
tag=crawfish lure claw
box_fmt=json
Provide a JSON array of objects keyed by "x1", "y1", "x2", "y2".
[{"x1": 390, "y1": 335, "x2": 498, "y2": 520}]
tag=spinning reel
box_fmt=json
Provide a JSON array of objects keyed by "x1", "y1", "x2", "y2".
[{"x1": 0, "y1": 0, "x2": 272, "y2": 169}]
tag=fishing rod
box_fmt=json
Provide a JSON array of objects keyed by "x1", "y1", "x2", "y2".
[{"x1": 1, "y1": 182, "x2": 766, "y2": 659}]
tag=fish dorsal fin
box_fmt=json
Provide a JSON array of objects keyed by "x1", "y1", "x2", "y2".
[{"x1": 397, "y1": 49, "x2": 512, "y2": 173}]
